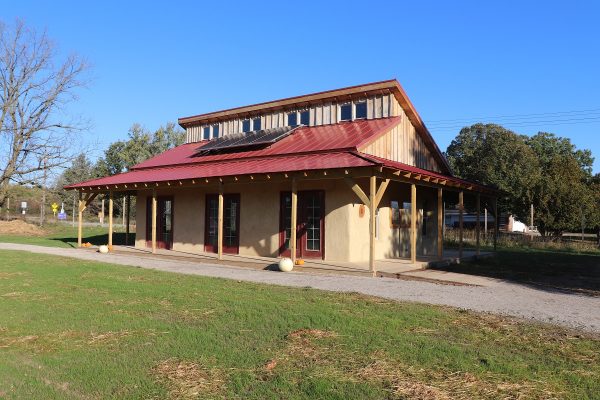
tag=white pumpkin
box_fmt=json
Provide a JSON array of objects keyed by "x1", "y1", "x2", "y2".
[
  {"x1": 98, "y1": 245, "x2": 109, "y2": 254},
  {"x1": 278, "y1": 257, "x2": 294, "y2": 272}
]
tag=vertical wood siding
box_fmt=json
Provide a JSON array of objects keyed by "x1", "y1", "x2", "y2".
[
  {"x1": 185, "y1": 92, "x2": 441, "y2": 172},
  {"x1": 360, "y1": 106, "x2": 441, "y2": 172},
  {"x1": 185, "y1": 93, "x2": 396, "y2": 142}
]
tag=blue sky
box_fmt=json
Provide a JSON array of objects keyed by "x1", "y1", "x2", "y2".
[{"x1": 4, "y1": 0, "x2": 600, "y2": 173}]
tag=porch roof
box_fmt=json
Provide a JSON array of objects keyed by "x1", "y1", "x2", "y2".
[{"x1": 65, "y1": 152, "x2": 373, "y2": 189}]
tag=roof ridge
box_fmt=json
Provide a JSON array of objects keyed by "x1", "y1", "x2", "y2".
[{"x1": 178, "y1": 79, "x2": 397, "y2": 124}]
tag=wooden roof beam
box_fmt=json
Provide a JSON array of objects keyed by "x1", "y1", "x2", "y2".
[{"x1": 344, "y1": 177, "x2": 370, "y2": 207}]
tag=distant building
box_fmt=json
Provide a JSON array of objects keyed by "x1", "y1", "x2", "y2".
[{"x1": 444, "y1": 209, "x2": 495, "y2": 229}]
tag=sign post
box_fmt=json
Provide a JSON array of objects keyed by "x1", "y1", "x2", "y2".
[
  {"x1": 58, "y1": 203, "x2": 67, "y2": 221},
  {"x1": 51, "y1": 202, "x2": 59, "y2": 221}
]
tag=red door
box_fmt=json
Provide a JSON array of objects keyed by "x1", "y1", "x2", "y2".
[
  {"x1": 146, "y1": 196, "x2": 174, "y2": 250},
  {"x1": 279, "y1": 191, "x2": 324, "y2": 259},
  {"x1": 205, "y1": 194, "x2": 240, "y2": 254}
]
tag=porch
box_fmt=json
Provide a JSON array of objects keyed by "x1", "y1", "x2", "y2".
[
  {"x1": 72, "y1": 164, "x2": 499, "y2": 277},
  {"x1": 85, "y1": 244, "x2": 493, "y2": 284}
]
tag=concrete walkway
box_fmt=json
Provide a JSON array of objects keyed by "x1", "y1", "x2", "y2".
[{"x1": 1, "y1": 243, "x2": 599, "y2": 333}]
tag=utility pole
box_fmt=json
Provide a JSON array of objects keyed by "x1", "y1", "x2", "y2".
[
  {"x1": 40, "y1": 156, "x2": 47, "y2": 227},
  {"x1": 484, "y1": 208, "x2": 488, "y2": 238},
  {"x1": 530, "y1": 204, "x2": 534, "y2": 229},
  {"x1": 581, "y1": 207, "x2": 585, "y2": 242}
]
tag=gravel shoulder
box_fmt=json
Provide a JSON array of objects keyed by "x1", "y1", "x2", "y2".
[{"x1": 1, "y1": 242, "x2": 599, "y2": 333}]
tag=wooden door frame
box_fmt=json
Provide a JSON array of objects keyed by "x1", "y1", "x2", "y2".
[
  {"x1": 299, "y1": 190, "x2": 325, "y2": 259},
  {"x1": 205, "y1": 193, "x2": 240, "y2": 254},
  {"x1": 146, "y1": 196, "x2": 174, "y2": 250},
  {"x1": 222, "y1": 193, "x2": 240, "y2": 254},
  {"x1": 279, "y1": 190, "x2": 325, "y2": 259}
]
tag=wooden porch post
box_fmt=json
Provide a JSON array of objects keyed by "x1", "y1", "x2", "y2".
[
  {"x1": 108, "y1": 190, "x2": 114, "y2": 249},
  {"x1": 151, "y1": 188, "x2": 157, "y2": 254},
  {"x1": 369, "y1": 175, "x2": 377, "y2": 275},
  {"x1": 125, "y1": 194, "x2": 130, "y2": 246},
  {"x1": 410, "y1": 183, "x2": 417, "y2": 264},
  {"x1": 290, "y1": 178, "x2": 298, "y2": 263},
  {"x1": 493, "y1": 196, "x2": 498, "y2": 252},
  {"x1": 217, "y1": 182, "x2": 224, "y2": 260},
  {"x1": 476, "y1": 193, "x2": 481, "y2": 256},
  {"x1": 437, "y1": 188, "x2": 443, "y2": 260},
  {"x1": 77, "y1": 191, "x2": 83, "y2": 247},
  {"x1": 458, "y1": 190, "x2": 464, "y2": 259}
]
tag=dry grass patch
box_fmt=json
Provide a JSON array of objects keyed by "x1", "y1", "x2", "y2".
[
  {"x1": 0, "y1": 329, "x2": 161, "y2": 353},
  {"x1": 87, "y1": 330, "x2": 132, "y2": 345},
  {"x1": 0, "y1": 271, "x2": 26, "y2": 279},
  {"x1": 0, "y1": 220, "x2": 45, "y2": 236},
  {"x1": 357, "y1": 356, "x2": 560, "y2": 400},
  {"x1": 153, "y1": 358, "x2": 226, "y2": 399},
  {"x1": 263, "y1": 326, "x2": 568, "y2": 399}
]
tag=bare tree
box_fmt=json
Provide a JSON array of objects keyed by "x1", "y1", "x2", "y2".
[{"x1": 0, "y1": 19, "x2": 89, "y2": 208}]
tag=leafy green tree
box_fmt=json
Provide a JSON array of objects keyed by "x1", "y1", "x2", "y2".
[
  {"x1": 95, "y1": 122, "x2": 184, "y2": 175},
  {"x1": 589, "y1": 174, "x2": 600, "y2": 247},
  {"x1": 53, "y1": 153, "x2": 101, "y2": 215},
  {"x1": 446, "y1": 123, "x2": 540, "y2": 220},
  {"x1": 526, "y1": 133, "x2": 594, "y2": 236},
  {"x1": 527, "y1": 132, "x2": 594, "y2": 177},
  {"x1": 447, "y1": 125, "x2": 597, "y2": 237}
]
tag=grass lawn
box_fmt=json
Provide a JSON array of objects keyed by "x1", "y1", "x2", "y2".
[
  {"x1": 0, "y1": 250, "x2": 598, "y2": 399},
  {"x1": 0, "y1": 223, "x2": 134, "y2": 249},
  {"x1": 436, "y1": 248, "x2": 600, "y2": 296}
]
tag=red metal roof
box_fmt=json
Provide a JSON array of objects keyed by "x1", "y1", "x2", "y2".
[
  {"x1": 65, "y1": 117, "x2": 494, "y2": 193},
  {"x1": 133, "y1": 117, "x2": 401, "y2": 170},
  {"x1": 363, "y1": 154, "x2": 496, "y2": 194},
  {"x1": 177, "y1": 79, "x2": 452, "y2": 174},
  {"x1": 65, "y1": 152, "x2": 373, "y2": 189}
]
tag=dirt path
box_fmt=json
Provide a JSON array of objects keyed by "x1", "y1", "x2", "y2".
[{"x1": 1, "y1": 242, "x2": 599, "y2": 333}]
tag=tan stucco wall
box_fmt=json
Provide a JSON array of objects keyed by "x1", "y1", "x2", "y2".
[
  {"x1": 134, "y1": 179, "x2": 438, "y2": 262},
  {"x1": 134, "y1": 180, "x2": 353, "y2": 261},
  {"x1": 344, "y1": 179, "x2": 439, "y2": 262}
]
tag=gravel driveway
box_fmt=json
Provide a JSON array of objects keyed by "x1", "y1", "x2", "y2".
[{"x1": 1, "y1": 243, "x2": 599, "y2": 333}]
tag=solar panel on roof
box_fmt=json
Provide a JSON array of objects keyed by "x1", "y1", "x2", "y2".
[{"x1": 198, "y1": 125, "x2": 300, "y2": 153}]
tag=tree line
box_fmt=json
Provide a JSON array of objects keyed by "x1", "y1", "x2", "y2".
[
  {"x1": 446, "y1": 124, "x2": 599, "y2": 238},
  {"x1": 53, "y1": 123, "x2": 185, "y2": 216}
]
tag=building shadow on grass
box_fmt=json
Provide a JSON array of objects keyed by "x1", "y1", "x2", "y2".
[
  {"x1": 432, "y1": 249, "x2": 600, "y2": 297},
  {"x1": 51, "y1": 233, "x2": 136, "y2": 248}
]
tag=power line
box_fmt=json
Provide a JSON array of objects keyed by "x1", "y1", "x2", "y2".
[
  {"x1": 428, "y1": 115, "x2": 600, "y2": 131},
  {"x1": 425, "y1": 106, "x2": 600, "y2": 125},
  {"x1": 431, "y1": 118, "x2": 600, "y2": 135}
]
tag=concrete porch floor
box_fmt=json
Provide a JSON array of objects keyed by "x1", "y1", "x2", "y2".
[{"x1": 101, "y1": 245, "x2": 495, "y2": 286}]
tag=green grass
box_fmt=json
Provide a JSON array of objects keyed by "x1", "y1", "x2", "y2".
[
  {"x1": 0, "y1": 251, "x2": 598, "y2": 399},
  {"x1": 0, "y1": 223, "x2": 133, "y2": 248},
  {"x1": 437, "y1": 248, "x2": 600, "y2": 296}
]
